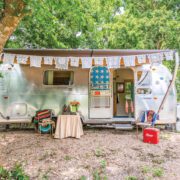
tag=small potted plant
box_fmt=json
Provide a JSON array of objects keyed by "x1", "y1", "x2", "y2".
[{"x1": 70, "y1": 100, "x2": 80, "y2": 113}]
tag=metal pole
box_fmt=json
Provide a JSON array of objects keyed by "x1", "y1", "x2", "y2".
[{"x1": 157, "y1": 51, "x2": 179, "y2": 114}]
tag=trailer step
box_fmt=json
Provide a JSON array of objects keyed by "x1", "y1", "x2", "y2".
[
  {"x1": 112, "y1": 124, "x2": 134, "y2": 130},
  {"x1": 84, "y1": 117, "x2": 135, "y2": 124},
  {"x1": 86, "y1": 123, "x2": 134, "y2": 130}
]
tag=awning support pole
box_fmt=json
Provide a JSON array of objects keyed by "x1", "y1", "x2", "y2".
[{"x1": 157, "y1": 52, "x2": 179, "y2": 115}]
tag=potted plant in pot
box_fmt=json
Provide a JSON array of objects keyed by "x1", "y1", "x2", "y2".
[{"x1": 70, "y1": 101, "x2": 80, "y2": 113}]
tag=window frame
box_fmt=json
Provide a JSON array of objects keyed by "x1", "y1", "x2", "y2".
[{"x1": 42, "y1": 69, "x2": 75, "y2": 88}]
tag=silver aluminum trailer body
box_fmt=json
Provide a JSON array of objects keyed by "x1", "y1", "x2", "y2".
[{"x1": 0, "y1": 63, "x2": 177, "y2": 125}]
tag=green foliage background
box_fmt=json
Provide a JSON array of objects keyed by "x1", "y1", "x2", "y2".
[{"x1": 1, "y1": 0, "x2": 180, "y2": 100}]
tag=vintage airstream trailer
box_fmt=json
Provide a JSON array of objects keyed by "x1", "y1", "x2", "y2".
[{"x1": 0, "y1": 49, "x2": 179, "y2": 129}]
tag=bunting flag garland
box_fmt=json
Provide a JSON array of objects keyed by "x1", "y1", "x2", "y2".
[
  {"x1": 81, "y1": 57, "x2": 92, "y2": 68},
  {"x1": 3, "y1": 53, "x2": 15, "y2": 64},
  {"x1": 55, "y1": 57, "x2": 69, "y2": 69},
  {"x1": 44, "y1": 56, "x2": 53, "y2": 65},
  {"x1": 94, "y1": 57, "x2": 104, "y2": 66},
  {"x1": 148, "y1": 53, "x2": 160, "y2": 63},
  {"x1": 30, "y1": 56, "x2": 42, "y2": 67},
  {"x1": 147, "y1": 53, "x2": 164, "y2": 63},
  {"x1": 16, "y1": 55, "x2": 28, "y2": 64},
  {"x1": 70, "y1": 57, "x2": 79, "y2": 67},
  {"x1": 137, "y1": 55, "x2": 146, "y2": 64},
  {"x1": 164, "y1": 51, "x2": 174, "y2": 61},
  {"x1": 0, "y1": 51, "x2": 175, "y2": 69},
  {"x1": 106, "y1": 56, "x2": 120, "y2": 68},
  {"x1": 123, "y1": 56, "x2": 135, "y2": 67}
]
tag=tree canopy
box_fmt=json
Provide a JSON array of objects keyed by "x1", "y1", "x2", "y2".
[{"x1": 5, "y1": 0, "x2": 180, "y2": 50}]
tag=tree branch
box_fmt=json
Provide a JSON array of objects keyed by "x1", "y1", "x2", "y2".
[{"x1": 0, "y1": 0, "x2": 26, "y2": 53}]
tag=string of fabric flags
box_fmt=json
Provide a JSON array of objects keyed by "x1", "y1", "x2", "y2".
[{"x1": 0, "y1": 51, "x2": 174, "y2": 70}]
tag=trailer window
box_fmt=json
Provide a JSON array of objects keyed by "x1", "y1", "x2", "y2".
[
  {"x1": 43, "y1": 70, "x2": 74, "y2": 86},
  {"x1": 91, "y1": 96, "x2": 110, "y2": 108}
]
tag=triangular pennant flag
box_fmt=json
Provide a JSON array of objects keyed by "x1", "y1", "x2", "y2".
[
  {"x1": 70, "y1": 57, "x2": 79, "y2": 67},
  {"x1": 106, "y1": 56, "x2": 120, "y2": 68},
  {"x1": 94, "y1": 57, "x2": 104, "y2": 66},
  {"x1": 81, "y1": 57, "x2": 92, "y2": 68},
  {"x1": 3, "y1": 53, "x2": 15, "y2": 64},
  {"x1": 44, "y1": 56, "x2": 53, "y2": 65},
  {"x1": 16, "y1": 55, "x2": 28, "y2": 64},
  {"x1": 164, "y1": 51, "x2": 174, "y2": 61},
  {"x1": 55, "y1": 57, "x2": 69, "y2": 69},
  {"x1": 30, "y1": 56, "x2": 42, "y2": 67},
  {"x1": 123, "y1": 56, "x2": 135, "y2": 67}
]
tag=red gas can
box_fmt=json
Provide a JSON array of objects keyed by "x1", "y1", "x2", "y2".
[{"x1": 143, "y1": 128, "x2": 160, "y2": 144}]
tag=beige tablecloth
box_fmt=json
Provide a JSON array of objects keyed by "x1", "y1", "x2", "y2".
[{"x1": 54, "y1": 115, "x2": 84, "y2": 139}]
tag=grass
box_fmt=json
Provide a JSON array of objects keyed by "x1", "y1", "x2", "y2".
[
  {"x1": 94, "y1": 148, "x2": 104, "y2": 157},
  {"x1": 152, "y1": 168, "x2": 164, "y2": 177},
  {"x1": 0, "y1": 163, "x2": 29, "y2": 179},
  {"x1": 141, "y1": 166, "x2": 151, "y2": 174},
  {"x1": 141, "y1": 166, "x2": 164, "y2": 178},
  {"x1": 64, "y1": 155, "x2": 72, "y2": 161},
  {"x1": 152, "y1": 158, "x2": 164, "y2": 164},
  {"x1": 100, "y1": 160, "x2": 107, "y2": 169},
  {"x1": 125, "y1": 176, "x2": 138, "y2": 180},
  {"x1": 80, "y1": 175, "x2": 87, "y2": 180},
  {"x1": 92, "y1": 160, "x2": 108, "y2": 180}
]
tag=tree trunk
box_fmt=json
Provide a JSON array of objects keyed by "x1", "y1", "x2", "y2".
[{"x1": 0, "y1": 0, "x2": 26, "y2": 53}]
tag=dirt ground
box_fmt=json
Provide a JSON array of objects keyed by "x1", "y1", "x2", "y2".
[{"x1": 0, "y1": 128, "x2": 180, "y2": 180}]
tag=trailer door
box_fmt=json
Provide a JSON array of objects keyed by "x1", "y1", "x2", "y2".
[{"x1": 89, "y1": 66, "x2": 112, "y2": 119}]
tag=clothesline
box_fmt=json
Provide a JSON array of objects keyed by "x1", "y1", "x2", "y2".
[{"x1": 0, "y1": 51, "x2": 174, "y2": 70}]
